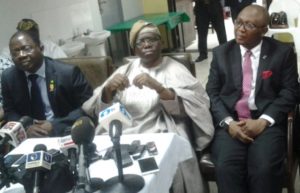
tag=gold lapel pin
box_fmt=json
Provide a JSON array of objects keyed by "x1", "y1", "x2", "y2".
[{"x1": 49, "y1": 80, "x2": 55, "y2": 92}]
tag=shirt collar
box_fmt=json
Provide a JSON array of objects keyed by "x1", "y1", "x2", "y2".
[
  {"x1": 137, "y1": 58, "x2": 162, "y2": 73},
  {"x1": 25, "y1": 59, "x2": 46, "y2": 78},
  {"x1": 240, "y1": 40, "x2": 262, "y2": 59}
]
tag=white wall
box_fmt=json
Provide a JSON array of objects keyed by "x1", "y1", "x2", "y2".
[
  {"x1": 0, "y1": 0, "x2": 103, "y2": 52},
  {"x1": 121, "y1": 0, "x2": 143, "y2": 20}
]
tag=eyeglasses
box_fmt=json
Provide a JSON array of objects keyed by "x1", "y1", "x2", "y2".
[
  {"x1": 135, "y1": 37, "x2": 160, "y2": 48},
  {"x1": 10, "y1": 45, "x2": 35, "y2": 57},
  {"x1": 234, "y1": 20, "x2": 265, "y2": 31}
]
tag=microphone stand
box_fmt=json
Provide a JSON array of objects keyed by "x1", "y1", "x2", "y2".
[
  {"x1": 73, "y1": 143, "x2": 103, "y2": 193},
  {"x1": 71, "y1": 116, "x2": 98, "y2": 193},
  {"x1": 73, "y1": 144, "x2": 92, "y2": 193},
  {"x1": 0, "y1": 155, "x2": 11, "y2": 190},
  {"x1": 101, "y1": 136, "x2": 145, "y2": 193}
]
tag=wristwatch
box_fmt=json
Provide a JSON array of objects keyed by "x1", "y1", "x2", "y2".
[{"x1": 220, "y1": 117, "x2": 233, "y2": 130}]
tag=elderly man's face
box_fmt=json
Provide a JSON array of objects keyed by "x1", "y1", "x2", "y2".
[
  {"x1": 134, "y1": 32, "x2": 162, "y2": 66},
  {"x1": 9, "y1": 33, "x2": 44, "y2": 73}
]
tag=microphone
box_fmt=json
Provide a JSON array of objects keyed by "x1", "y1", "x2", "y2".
[
  {"x1": 109, "y1": 120, "x2": 122, "y2": 143},
  {"x1": 25, "y1": 144, "x2": 52, "y2": 193},
  {"x1": 98, "y1": 102, "x2": 132, "y2": 133},
  {"x1": 108, "y1": 120, "x2": 124, "y2": 181},
  {"x1": 0, "y1": 116, "x2": 33, "y2": 148},
  {"x1": 101, "y1": 119, "x2": 144, "y2": 193},
  {"x1": 58, "y1": 135, "x2": 78, "y2": 175},
  {"x1": 71, "y1": 116, "x2": 96, "y2": 193},
  {"x1": 19, "y1": 116, "x2": 34, "y2": 129},
  {"x1": 71, "y1": 116, "x2": 95, "y2": 145},
  {"x1": 58, "y1": 135, "x2": 78, "y2": 155}
]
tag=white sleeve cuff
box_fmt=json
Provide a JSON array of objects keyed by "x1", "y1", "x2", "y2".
[{"x1": 260, "y1": 114, "x2": 275, "y2": 126}]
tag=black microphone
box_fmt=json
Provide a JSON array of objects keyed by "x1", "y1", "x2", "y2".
[
  {"x1": 71, "y1": 116, "x2": 95, "y2": 145},
  {"x1": 71, "y1": 116, "x2": 95, "y2": 193},
  {"x1": 58, "y1": 135, "x2": 78, "y2": 176},
  {"x1": 108, "y1": 120, "x2": 124, "y2": 181},
  {"x1": 101, "y1": 120, "x2": 144, "y2": 193},
  {"x1": 19, "y1": 116, "x2": 34, "y2": 130},
  {"x1": 109, "y1": 120, "x2": 122, "y2": 143}
]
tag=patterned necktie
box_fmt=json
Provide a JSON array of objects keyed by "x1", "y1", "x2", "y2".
[
  {"x1": 235, "y1": 50, "x2": 252, "y2": 120},
  {"x1": 28, "y1": 74, "x2": 46, "y2": 120}
]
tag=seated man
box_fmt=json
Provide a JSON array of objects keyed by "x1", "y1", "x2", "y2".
[
  {"x1": 2, "y1": 30, "x2": 93, "y2": 137},
  {"x1": 82, "y1": 20, "x2": 214, "y2": 193},
  {"x1": 0, "y1": 18, "x2": 67, "y2": 119},
  {"x1": 206, "y1": 5, "x2": 299, "y2": 193}
]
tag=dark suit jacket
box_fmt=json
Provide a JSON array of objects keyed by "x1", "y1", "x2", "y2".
[
  {"x1": 206, "y1": 37, "x2": 299, "y2": 127},
  {"x1": 1, "y1": 57, "x2": 93, "y2": 136}
]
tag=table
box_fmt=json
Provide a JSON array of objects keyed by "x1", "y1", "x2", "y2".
[
  {"x1": 1, "y1": 133, "x2": 193, "y2": 193},
  {"x1": 106, "y1": 12, "x2": 190, "y2": 57},
  {"x1": 106, "y1": 12, "x2": 190, "y2": 32}
]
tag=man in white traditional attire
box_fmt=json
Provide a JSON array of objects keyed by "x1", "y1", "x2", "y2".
[{"x1": 82, "y1": 20, "x2": 214, "y2": 193}]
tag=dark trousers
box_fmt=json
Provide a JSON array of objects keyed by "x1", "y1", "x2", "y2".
[
  {"x1": 194, "y1": 1, "x2": 227, "y2": 57},
  {"x1": 227, "y1": 0, "x2": 254, "y2": 21},
  {"x1": 211, "y1": 124, "x2": 286, "y2": 193}
]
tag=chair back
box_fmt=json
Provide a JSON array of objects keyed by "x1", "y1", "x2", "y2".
[
  {"x1": 57, "y1": 56, "x2": 114, "y2": 89},
  {"x1": 123, "y1": 53, "x2": 196, "y2": 77},
  {"x1": 162, "y1": 53, "x2": 196, "y2": 77}
]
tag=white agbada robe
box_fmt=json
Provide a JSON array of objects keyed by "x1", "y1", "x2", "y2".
[{"x1": 83, "y1": 56, "x2": 214, "y2": 193}]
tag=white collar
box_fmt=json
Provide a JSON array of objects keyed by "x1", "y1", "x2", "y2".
[{"x1": 240, "y1": 40, "x2": 262, "y2": 59}]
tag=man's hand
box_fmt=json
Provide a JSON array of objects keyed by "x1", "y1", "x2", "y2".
[
  {"x1": 133, "y1": 73, "x2": 176, "y2": 100},
  {"x1": 27, "y1": 120, "x2": 53, "y2": 138},
  {"x1": 228, "y1": 120, "x2": 254, "y2": 143},
  {"x1": 133, "y1": 73, "x2": 163, "y2": 92},
  {"x1": 242, "y1": 118, "x2": 269, "y2": 138},
  {"x1": 105, "y1": 73, "x2": 130, "y2": 92},
  {"x1": 103, "y1": 73, "x2": 129, "y2": 103}
]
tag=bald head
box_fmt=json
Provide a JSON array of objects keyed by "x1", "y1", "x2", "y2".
[
  {"x1": 240, "y1": 5, "x2": 269, "y2": 27},
  {"x1": 234, "y1": 5, "x2": 269, "y2": 49}
]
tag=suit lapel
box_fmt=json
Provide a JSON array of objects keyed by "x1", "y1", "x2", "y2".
[
  {"x1": 255, "y1": 40, "x2": 270, "y2": 96},
  {"x1": 45, "y1": 58, "x2": 58, "y2": 114}
]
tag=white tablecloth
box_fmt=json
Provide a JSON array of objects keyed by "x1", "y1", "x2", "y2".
[{"x1": 1, "y1": 133, "x2": 193, "y2": 193}]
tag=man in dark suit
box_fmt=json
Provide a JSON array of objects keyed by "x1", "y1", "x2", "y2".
[
  {"x1": 225, "y1": 0, "x2": 256, "y2": 21},
  {"x1": 194, "y1": 0, "x2": 227, "y2": 62},
  {"x1": 2, "y1": 30, "x2": 93, "y2": 137},
  {"x1": 206, "y1": 5, "x2": 298, "y2": 193}
]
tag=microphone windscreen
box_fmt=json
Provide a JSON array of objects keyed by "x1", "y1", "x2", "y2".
[
  {"x1": 19, "y1": 116, "x2": 34, "y2": 129},
  {"x1": 33, "y1": 144, "x2": 47, "y2": 152},
  {"x1": 71, "y1": 116, "x2": 95, "y2": 145},
  {"x1": 98, "y1": 102, "x2": 132, "y2": 132},
  {"x1": 109, "y1": 120, "x2": 122, "y2": 138}
]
